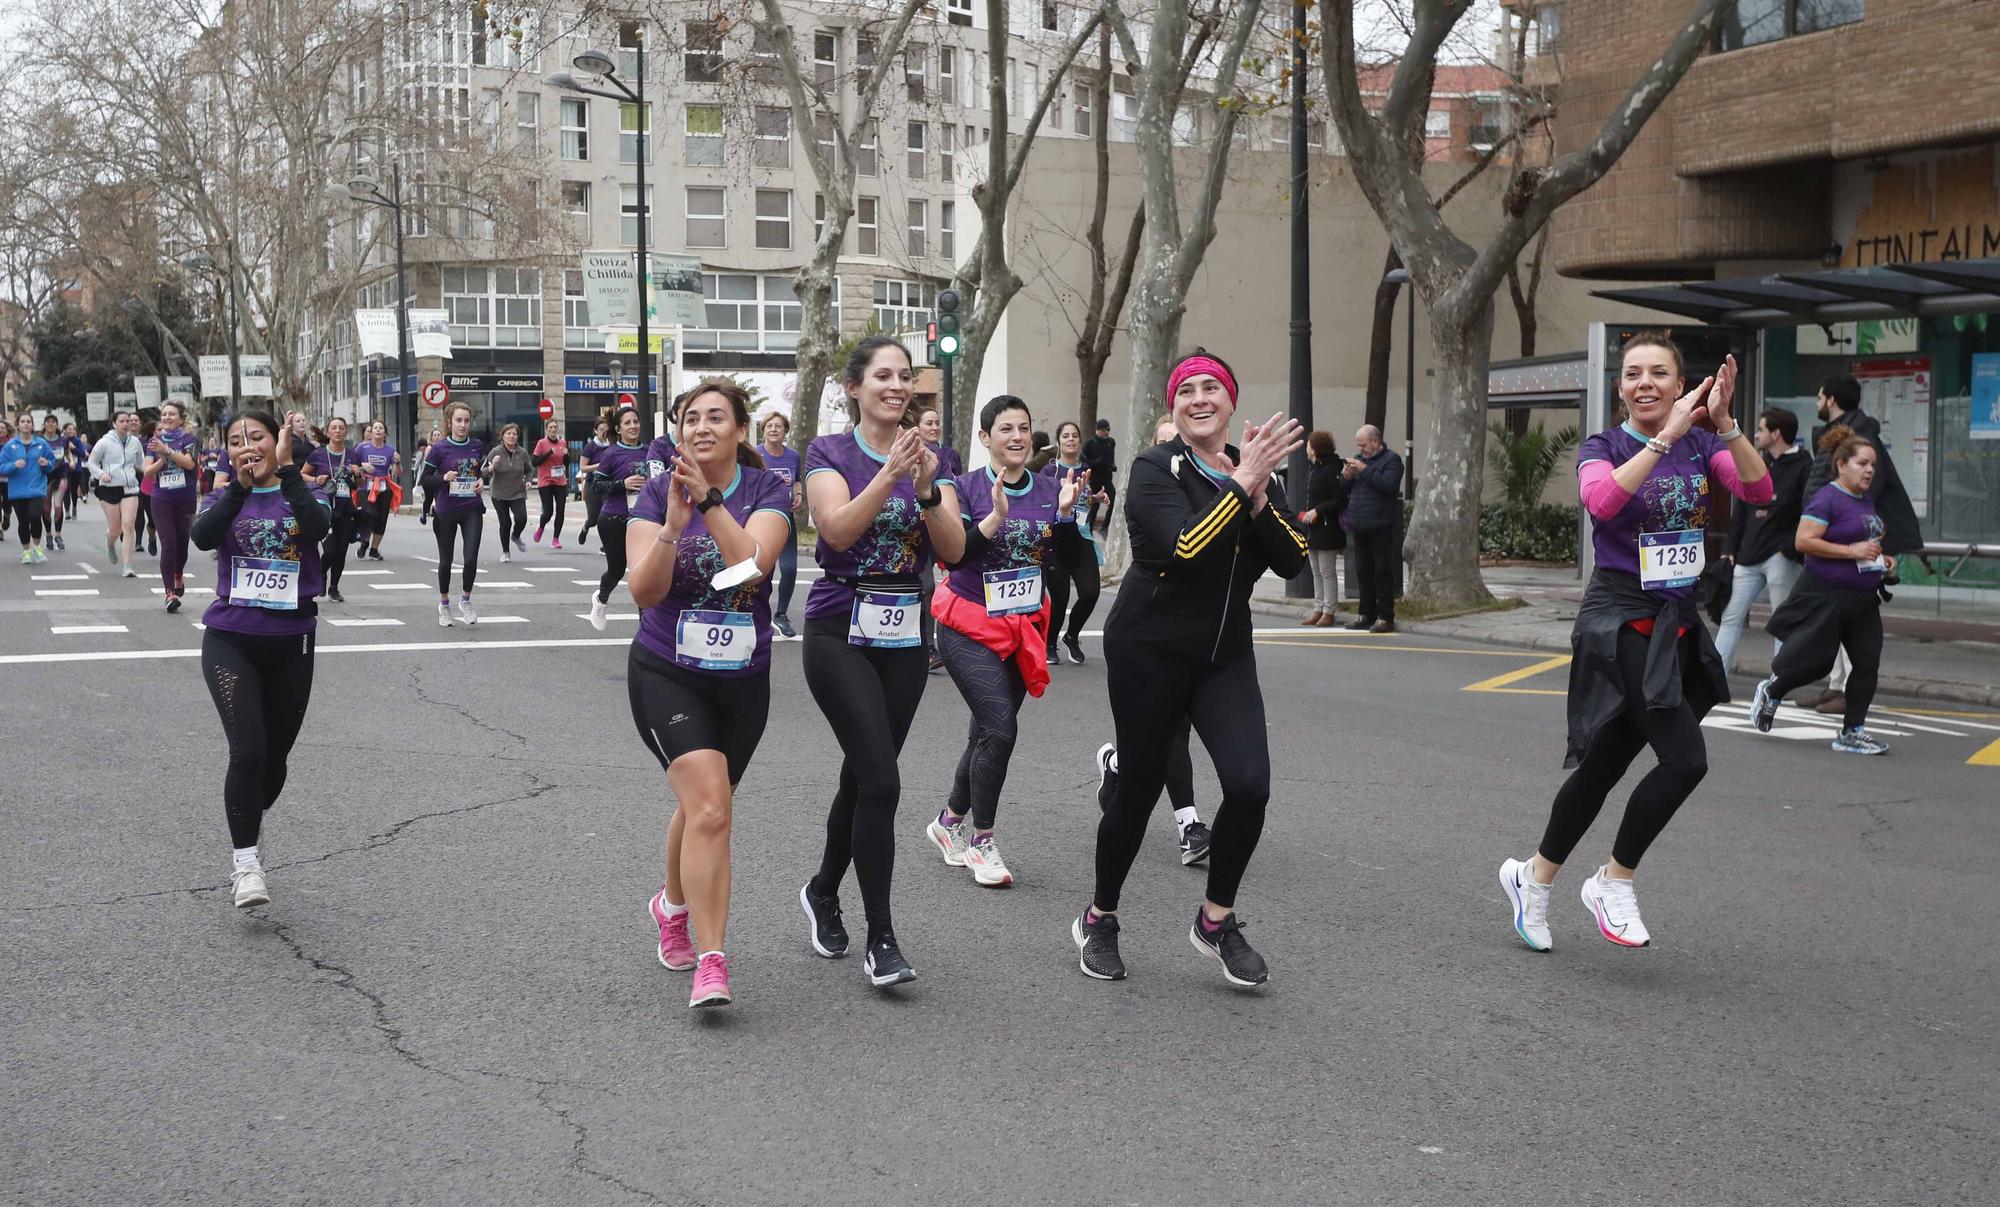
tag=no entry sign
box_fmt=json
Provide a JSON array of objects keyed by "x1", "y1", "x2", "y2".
[
  {"x1": 420, "y1": 380, "x2": 450, "y2": 408},
  {"x1": 537, "y1": 398, "x2": 555, "y2": 420}
]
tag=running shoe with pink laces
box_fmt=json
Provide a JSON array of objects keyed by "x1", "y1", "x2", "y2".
[
  {"x1": 649, "y1": 890, "x2": 697, "y2": 970},
  {"x1": 689, "y1": 952, "x2": 731, "y2": 1008}
]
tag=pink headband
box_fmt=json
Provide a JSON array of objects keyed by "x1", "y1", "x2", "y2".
[{"x1": 1166, "y1": 357, "x2": 1238, "y2": 409}]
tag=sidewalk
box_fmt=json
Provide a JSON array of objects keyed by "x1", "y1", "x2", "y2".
[{"x1": 1249, "y1": 563, "x2": 2000, "y2": 709}]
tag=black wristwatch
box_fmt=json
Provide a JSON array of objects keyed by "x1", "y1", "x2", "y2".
[
  {"x1": 695, "y1": 487, "x2": 725, "y2": 514},
  {"x1": 916, "y1": 485, "x2": 943, "y2": 510}
]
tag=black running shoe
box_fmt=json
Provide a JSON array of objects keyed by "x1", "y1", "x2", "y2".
[
  {"x1": 773, "y1": 613, "x2": 796, "y2": 639},
  {"x1": 369, "y1": 549, "x2": 384, "y2": 561},
  {"x1": 1189, "y1": 910, "x2": 1269, "y2": 987},
  {"x1": 1179, "y1": 821, "x2": 1213, "y2": 867},
  {"x1": 1046, "y1": 642, "x2": 1060, "y2": 667},
  {"x1": 800, "y1": 882, "x2": 848, "y2": 958},
  {"x1": 862, "y1": 931, "x2": 916, "y2": 986},
  {"x1": 1095, "y1": 742, "x2": 1117, "y2": 814},
  {"x1": 328, "y1": 586, "x2": 344, "y2": 603},
  {"x1": 1063, "y1": 635, "x2": 1087, "y2": 665},
  {"x1": 164, "y1": 595, "x2": 181, "y2": 614},
  {"x1": 1072, "y1": 912, "x2": 1127, "y2": 981}
]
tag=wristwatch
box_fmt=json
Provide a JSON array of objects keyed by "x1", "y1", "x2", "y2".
[{"x1": 695, "y1": 487, "x2": 724, "y2": 514}]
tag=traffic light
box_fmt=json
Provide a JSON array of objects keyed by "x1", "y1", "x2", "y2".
[
  {"x1": 925, "y1": 320, "x2": 939, "y2": 366},
  {"x1": 935, "y1": 288, "x2": 961, "y2": 360}
]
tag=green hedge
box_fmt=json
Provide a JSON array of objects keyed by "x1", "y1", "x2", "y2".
[{"x1": 1479, "y1": 503, "x2": 1578, "y2": 562}]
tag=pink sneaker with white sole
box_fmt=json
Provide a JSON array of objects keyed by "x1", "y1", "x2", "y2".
[
  {"x1": 689, "y1": 952, "x2": 731, "y2": 1008},
  {"x1": 649, "y1": 890, "x2": 697, "y2": 970}
]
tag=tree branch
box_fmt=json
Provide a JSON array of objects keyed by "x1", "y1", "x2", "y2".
[{"x1": 1170, "y1": 0, "x2": 1263, "y2": 289}]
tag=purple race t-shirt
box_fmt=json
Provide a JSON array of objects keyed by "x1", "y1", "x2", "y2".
[
  {"x1": 631, "y1": 465, "x2": 793, "y2": 675},
  {"x1": 148, "y1": 428, "x2": 200, "y2": 501},
  {"x1": 594, "y1": 442, "x2": 650, "y2": 518},
  {"x1": 762, "y1": 445, "x2": 802, "y2": 497},
  {"x1": 1577, "y1": 424, "x2": 1724, "y2": 602},
  {"x1": 1801, "y1": 483, "x2": 1887, "y2": 590},
  {"x1": 947, "y1": 465, "x2": 1067, "y2": 605},
  {"x1": 306, "y1": 445, "x2": 358, "y2": 506},
  {"x1": 803, "y1": 431, "x2": 949, "y2": 621},
  {"x1": 355, "y1": 441, "x2": 397, "y2": 481},
  {"x1": 931, "y1": 443, "x2": 963, "y2": 481},
  {"x1": 198, "y1": 484, "x2": 328, "y2": 636},
  {"x1": 424, "y1": 437, "x2": 487, "y2": 516},
  {"x1": 643, "y1": 435, "x2": 676, "y2": 484}
]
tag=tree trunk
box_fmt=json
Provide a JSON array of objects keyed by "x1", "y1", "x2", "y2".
[
  {"x1": 1405, "y1": 295, "x2": 1497, "y2": 609},
  {"x1": 790, "y1": 256, "x2": 840, "y2": 448},
  {"x1": 1363, "y1": 246, "x2": 1402, "y2": 432}
]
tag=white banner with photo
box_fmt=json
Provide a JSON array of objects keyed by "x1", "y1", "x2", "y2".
[
  {"x1": 134, "y1": 376, "x2": 163, "y2": 410},
  {"x1": 648, "y1": 254, "x2": 706, "y2": 328},
  {"x1": 408, "y1": 309, "x2": 453, "y2": 360},
  {"x1": 85, "y1": 391, "x2": 111, "y2": 421},
  {"x1": 240, "y1": 355, "x2": 274, "y2": 398},
  {"x1": 353, "y1": 308, "x2": 400, "y2": 358},
  {"x1": 198, "y1": 355, "x2": 234, "y2": 399},
  {"x1": 114, "y1": 391, "x2": 137, "y2": 411},
  {"x1": 166, "y1": 376, "x2": 196, "y2": 404}
]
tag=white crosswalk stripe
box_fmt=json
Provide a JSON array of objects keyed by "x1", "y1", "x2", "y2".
[
  {"x1": 369, "y1": 582, "x2": 432, "y2": 591},
  {"x1": 31, "y1": 574, "x2": 89, "y2": 581},
  {"x1": 50, "y1": 625, "x2": 128, "y2": 635},
  {"x1": 36, "y1": 588, "x2": 99, "y2": 596},
  {"x1": 328, "y1": 618, "x2": 404, "y2": 627}
]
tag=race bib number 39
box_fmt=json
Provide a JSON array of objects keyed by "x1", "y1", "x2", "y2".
[
  {"x1": 1638, "y1": 530, "x2": 1705, "y2": 591},
  {"x1": 676, "y1": 609, "x2": 755, "y2": 670},
  {"x1": 229, "y1": 557, "x2": 300, "y2": 610},
  {"x1": 849, "y1": 589, "x2": 921, "y2": 648},
  {"x1": 982, "y1": 566, "x2": 1044, "y2": 616}
]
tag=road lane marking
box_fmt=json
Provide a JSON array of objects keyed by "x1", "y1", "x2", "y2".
[
  {"x1": 369, "y1": 583, "x2": 432, "y2": 590},
  {"x1": 1874, "y1": 707, "x2": 2000, "y2": 733},
  {"x1": 35, "y1": 589, "x2": 99, "y2": 596},
  {"x1": 479, "y1": 581, "x2": 532, "y2": 588},
  {"x1": 0, "y1": 636, "x2": 634, "y2": 666},
  {"x1": 340, "y1": 568, "x2": 391, "y2": 576},
  {"x1": 570, "y1": 579, "x2": 600, "y2": 586},
  {"x1": 50, "y1": 625, "x2": 128, "y2": 635},
  {"x1": 474, "y1": 615, "x2": 532, "y2": 624},
  {"x1": 574, "y1": 612, "x2": 640, "y2": 622},
  {"x1": 31, "y1": 574, "x2": 89, "y2": 581},
  {"x1": 1463, "y1": 654, "x2": 1573, "y2": 694},
  {"x1": 328, "y1": 618, "x2": 404, "y2": 627},
  {"x1": 1254, "y1": 637, "x2": 1543, "y2": 656},
  {"x1": 150, "y1": 587, "x2": 215, "y2": 595},
  {"x1": 1969, "y1": 738, "x2": 2000, "y2": 767},
  {"x1": 524, "y1": 566, "x2": 579, "y2": 572},
  {"x1": 1708, "y1": 702, "x2": 1962, "y2": 737}
]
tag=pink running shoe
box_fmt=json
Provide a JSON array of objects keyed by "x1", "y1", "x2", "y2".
[
  {"x1": 650, "y1": 890, "x2": 697, "y2": 970},
  {"x1": 689, "y1": 952, "x2": 731, "y2": 1008},
  {"x1": 552, "y1": 537, "x2": 563, "y2": 550},
  {"x1": 533, "y1": 524, "x2": 545, "y2": 544}
]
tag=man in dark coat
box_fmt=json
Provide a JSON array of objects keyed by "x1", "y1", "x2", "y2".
[{"x1": 1341, "y1": 424, "x2": 1404, "y2": 634}]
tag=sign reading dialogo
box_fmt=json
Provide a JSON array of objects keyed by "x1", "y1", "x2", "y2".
[
  {"x1": 197, "y1": 356, "x2": 233, "y2": 399},
  {"x1": 580, "y1": 250, "x2": 704, "y2": 330},
  {"x1": 135, "y1": 377, "x2": 163, "y2": 410}
]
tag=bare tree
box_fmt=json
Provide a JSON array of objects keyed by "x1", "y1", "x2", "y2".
[{"x1": 1320, "y1": 0, "x2": 1733, "y2": 608}]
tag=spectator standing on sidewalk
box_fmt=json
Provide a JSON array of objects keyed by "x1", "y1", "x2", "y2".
[
  {"x1": 1298, "y1": 430, "x2": 1349, "y2": 626},
  {"x1": 1801, "y1": 375, "x2": 1922, "y2": 715},
  {"x1": 1713, "y1": 408, "x2": 1811, "y2": 672},
  {"x1": 1082, "y1": 419, "x2": 1118, "y2": 533},
  {"x1": 1342, "y1": 425, "x2": 1403, "y2": 634}
]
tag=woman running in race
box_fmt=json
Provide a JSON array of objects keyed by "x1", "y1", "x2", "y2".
[
  {"x1": 576, "y1": 416, "x2": 612, "y2": 549},
  {"x1": 3, "y1": 412, "x2": 56, "y2": 563},
  {"x1": 38, "y1": 415, "x2": 68, "y2": 550},
  {"x1": 142, "y1": 401, "x2": 201, "y2": 610},
  {"x1": 628, "y1": 380, "x2": 792, "y2": 1009},
  {"x1": 64, "y1": 423, "x2": 91, "y2": 518},
  {"x1": 1497, "y1": 334, "x2": 1765, "y2": 953},
  {"x1": 354, "y1": 420, "x2": 398, "y2": 561},
  {"x1": 758, "y1": 410, "x2": 802, "y2": 638},
  {"x1": 1040, "y1": 420, "x2": 1101, "y2": 666},
  {"x1": 421, "y1": 403, "x2": 486, "y2": 627},
  {"x1": 484, "y1": 423, "x2": 532, "y2": 563},
  {"x1": 88, "y1": 410, "x2": 145, "y2": 577},
  {"x1": 1074, "y1": 349, "x2": 1306, "y2": 987},
  {"x1": 924, "y1": 395, "x2": 1083, "y2": 888},
  {"x1": 531, "y1": 419, "x2": 569, "y2": 548},
  {"x1": 1752, "y1": 432, "x2": 1895, "y2": 755},
  {"x1": 797, "y1": 335, "x2": 965, "y2": 987},
  {"x1": 305, "y1": 417, "x2": 362, "y2": 603},
  {"x1": 586, "y1": 407, "x2": 650, "y2": 630},
  {"x1": 415, "y1": 425, "x2": 442, "y2": 526},
  {"x1": 191, "y1": 409, "x2": 331, "y2": 908}
]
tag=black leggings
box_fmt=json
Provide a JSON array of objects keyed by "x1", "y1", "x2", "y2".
[
  {"x1": 803, "y1": 616, "x2": 929, "y2": 938},
  {"x1": 536, "y1": 484, "x2": 568, "y2": 539},
  {"x1": 579, "y1": 482, "x2": 604, "y2": 543},
  {"x1": 1045, "y1": 545, "x2": 1101, "y2": 644},
  {"x1": 1166, "y1": 717, "x2": 1196, "y2": 813},
  {"x1": 1540, "y1": 626, "x2": 1709, "y2": 870},
  {"x1": 1768, "y1": 602, "x2": 1883, "y2": 731},
  {"x1": 135, "y1": 493, "x2": 153, "y2": 548},
  {"x1": 10, "y1": 497, "x2": 44, "y2": 543},
  {"x1": 322, "y1": 503, "x2": 356, "y2": 590},
  {"x1": 419, "y1": 484, "x2": 437, "y2": 523},
  {"x1": 495, "y1": 497, "x2": 528, "y2": 548},
  {"x1": 937, "y1": 625, "x2": 1027, "y2": 829},
  {"x1": 628, "y1": 643, "x2": 771, "y2": 784},
  {"x1": 200, "y1": 627, "x2": 316, "y2": 849},
  {"x1": 45, "y1": 481, "x2": 64, "y2": 533},
  {"x1": 596, "y1": 515, "x2": 629, "y2": 602},
  {"x1": 360, "y1": 489, "x2": 393, "y2": 537},
  {"x1": 1095, "y1": 633, "x2": 1270, "y2": 912},
  {"x1": 434, "y1": 510, "x2": 483, "y2": 594}
]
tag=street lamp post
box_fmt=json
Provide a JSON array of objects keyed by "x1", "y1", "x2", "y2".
[
  {"x1": 181, "y1": 250, "x2": 242, "y2": 420},
  {"x1": 1284, "y1": 0, "x2": 1314, "y2": 600},
  {"x1": 550, "y1": 39, "x2": 653, "y2": 434},
  {"x1": 327, "y1": 166, "x2": 413, "y2": 442},
  {"x1": 1383, "y1": 268, "x2": 1416, "y2": 499}
]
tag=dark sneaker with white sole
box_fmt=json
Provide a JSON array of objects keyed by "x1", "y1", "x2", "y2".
[
  {"x1": 1751, "y1": 675, "x2": 1780, "y2": 733},
  {"x1": 1095, "y1": 742, "x2": 1118, "y2": 814},
  {"x1": 1072, "y1": 912, "x2": 1127, "y2": 981},
  {"x1": 800, "y1": 882, "x2": 849, "y2": 958},
  {"x1": 1179, "y1": 821, "x2": 1212, "y2": 867},
  {"x1": 1189, "y1": 910, "x2": 1269, "y2": 987},
  {"x1": 862, "y1": 932, "x2": 917, "y2": 986}
]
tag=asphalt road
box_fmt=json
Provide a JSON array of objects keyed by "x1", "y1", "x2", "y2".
[{"x1": 3, "y1": 507, "x2": 1996, "y2": 1205}]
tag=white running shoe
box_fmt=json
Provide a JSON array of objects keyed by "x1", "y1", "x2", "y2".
[
  {"x1": 499, "y1": 548, "x2": 511, "y2": 563},
  {"x1": 926, "y1": 813, "x2": 969, "y2": 867},
  {"x1": 1498, "y1": 857, "x2": 1552, "y2": 952},
  {"x1": 437, "y1": 602, "x2": 452, "y2": 627},
  {"x1": 587, "y1": 595, "x2": 608, "y2": 631},
  {"x1": 457, "y1": 597, "x2": 478, "y2": 625},
  {"x1": 1580, "y1": 867, "x2": 1651, "y2": 948},
  {"x1": 230, "y1": 865, "x2": 270, "y2": 908},
  {"x1": 964, "y1": 834, "x2": 1014, "y2": 887}
]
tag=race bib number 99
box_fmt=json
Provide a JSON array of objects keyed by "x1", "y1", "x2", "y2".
[
  {"x1": 849, "y1": 589, "x2": 921, "y2": 648},
  {"x1": 229, "y1": 557, "x2": 300, "y2": 610},
  {"x1": 982, "y1": 566, "x2": 1044, "y2": 616},
  {"x1": 675, "y1": 609, "x2": 754, "y2": 670},
  {"x1": 1638, "y1": 530, "x2": 1705, "y2": 591}
]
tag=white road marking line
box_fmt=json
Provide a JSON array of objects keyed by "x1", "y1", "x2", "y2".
[
  {"x1": 150, "y1": 587, "x2": 215, "y2": 595},
  {"x1": 479, "y1": 581, "x2": 532, "y2": 588},
  {"x1": 328, "y1": 618, "x2": 405, "y2": 627},
  {"x1": 31, "y1": 573, "x2": 90, "y2": 581},
  {"x1": 369, "y1": 583, "x2": 433, "y2": 591},
  {"x1": 1702, "y1": 716, "x2": 1916, "y2": 740},
  {"x1": 35, "y1": 589, "x2": 99, "y2": 596},
  {"x1": 1875, "y1": 707, "x2": 2000, "y2": 734},
  {"x1": 474, "y1": 615, "x2": 531, "y2": 624},
  {"x1": 77, "y1": 563, "x2": 99, "y2": 575},
  {"x1": 574, "y1": 612, "x2": 640, "y2": 621},
  {"x1": 340, "y1": 568, "x2": 391, "y2": 576},
  {"x1": 1710, "y1": 702, "x2": 1962, "y2": 738},
  {"x1": 50, "y1": 625, "x2": 128, "y2": 635},
  {"x1": 523, "y1": 566, "x2": 579, "y2": 572},
  {"x1": 570, "y1": 579, "x2": 600, "y2": 586},
  {"x1": 0, "y1": 636, "x2": 631, "y2": 665}
]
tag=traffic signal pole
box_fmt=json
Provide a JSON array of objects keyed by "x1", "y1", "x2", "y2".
[{"x1": 941, "y1": 355, "x2": 955, "y2": 450}]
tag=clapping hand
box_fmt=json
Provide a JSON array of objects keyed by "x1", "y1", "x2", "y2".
[
  {"x1": 1707, "y1": 354, "x2": 1740, "y2": 432},
  {"x1": 1232, "y1": 413, "x2": 1305, "y2": 510},
  {"x1": 1661, "y1": 376, "x2": 1716, "y2": 443},
  {"x1": 1056, "y1": 467, "x2": 1085, "y2": 514},
  {"x1": 988, "y1": 468, "x2": 1012, "y2": 523}
]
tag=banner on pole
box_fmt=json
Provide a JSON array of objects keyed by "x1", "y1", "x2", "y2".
[
  {"x1": 166, "y1": 376, "x2": 196, "y2": 404},
  {"x1": 198, "y1": 355, "x2": 234, "y2": 399},
  {"x1": 409, "y1": 310, "x2": 453, "y2": 360},
  {"x1": 354, "y1": 309, "x2": 399, "y2": 358},
  {"x1": 240, "y1": 355, "x2": 274, "y2": 398},
  {"x1": 85, "y1": 391, "x2": 111, "y2": 421},
  {"x1": 648, "y1": 254, "x2": 705, "y2": 327},
  {"x1": 134, "y1": 377, "x2": 163, "y2": 410}
]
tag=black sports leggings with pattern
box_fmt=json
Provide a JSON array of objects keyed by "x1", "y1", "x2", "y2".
[{"x1": 201, "y1": 627, "x2": 316, "y2": 849}]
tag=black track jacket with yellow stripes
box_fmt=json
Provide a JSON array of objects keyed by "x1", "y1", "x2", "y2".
[{"x1": 1103, "y1": 436, "x2": 1308, "y2": 665}]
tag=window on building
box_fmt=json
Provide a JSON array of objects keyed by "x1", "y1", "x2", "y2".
[
  {"x1": 686, "y1": 186, "x2": 726, "y2": 247},
  {"x1": 620, "y1": 103, "x2": 650, "y2": 163},
  {"x1": 947, "y1": 0, "x2": 972, "y2": 28},
  {"x1": 515, "y1": 91, "x2": 538, "y2": 149},
  {"x1": 905, "y1": 43, "x2": 927, "y2": 102},
  {"x1": 683, "y1": 273, "x2": 832, "y2": 353},
  {"x1": 907, "y1": 200, "x2": 927, "y2": 259},
  {"x1": 1026, "y1": 63, "x2": 1042, "y2": 120},
  {"x1": 751, "y1": 27, "x2": 783, "y2": 86},
  {"x1": 858, "y1": 120, "x2": 878, "y2": 176},
  {"x1": 1471, "y1": 99, "x2": 1506, "y2": 148},
  {"x1": 686, "y1": 103, "x2": 723, "y2": 166},
  {"x1": 563, "y1": 269, "x2": 594, "y2": 350},
  {"x1": 857, "y1": 34, "x2": 876, "y2": 72},
  {"x1": 1007, "y1": 58, "x2": 1018, "y2": 115},
  {"x1": 492, "y1": 266, "x2": 540, "y2": 348},
  {"x1": 940, "y1": 200, "x2": 955, "y2": 261},
  {"x1": 684, "y1": 19, "x2": 723, "y2": 82},
  {"x1": 1074, "y1": 80, "x2": 1093, "y2": 137},
  {"x1": 873, "y1": 278, "x2": 933, "y2": 332},
  {"x1": 1424, "y1": 109, "x2": 1451, "y2": 139},
  {"x1": 1112, "y1": 80, "x2": 1137, "y2": 141},
  {"x1": 1043, "y1": 1, "x2": 1061, "y2": 31},
  {"x1": 1535, "y1": 2, "x2": 1562, "y2": 50},
  {"x1": 858, "y1": 196, "x2": 878, "y2": 255},
  {"x1": 939, "y1": 47, "x2": 955, "y2": 102},
  {"x1": 561, "y1": 180, "x2": 589, "y2": 217},
  {"x1": 755, "y1": 189, "x2": 792, "y2": 250},
  {"x1": 815, "y1": 31, "x2": 838, "y2": 88},
  {"x1": 755, "y1": 106, "x2": 792, "y2": 169},
  {"x1": 815, "y1": 112, "x2": 836, "y2": 166},
  {"x1": 907, "y1": 121, "x2": 927, "y2": 178},
  {"x1": 1719, "y1": 1, "x2": 1862, "y2": 51},
  {"x1": 442, "y1": 267, "x2": 489, "y2": 347},
  {"x1": 480, "y1": 87, "x2": 501, "y2": 147},
  {"x1": 616, "y1": 21, "x2": 643, "y2": 78},
  {"x1": 939, "y1": 124, "x2": 955, "y2": 180},
  {"x1": 814, "y1": 193, "x2": 827, "y2": 242},
  {"x1": 560, "y1": 97, "x2": 587, "y2": 160},
  {"x1": 620, "y1": 184, "x2": 652, "y2": 245}
]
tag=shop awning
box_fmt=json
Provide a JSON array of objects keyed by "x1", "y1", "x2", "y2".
[{"x1": 1592, "y1": 257, "x2": 2000, "y2": 327}]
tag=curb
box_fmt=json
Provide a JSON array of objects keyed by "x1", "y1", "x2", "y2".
[{"x1": 1247, "y1": 598, "x2": 2000, "y2": 710}]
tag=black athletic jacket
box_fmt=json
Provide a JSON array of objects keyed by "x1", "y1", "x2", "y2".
[{"x1": 1104, "y1": 436, "x2": 1308, "y2": 665}]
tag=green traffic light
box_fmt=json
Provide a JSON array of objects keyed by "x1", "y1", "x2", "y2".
[{"x1": 938, "y1": 333, "x2": 961, "y2": 357}]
